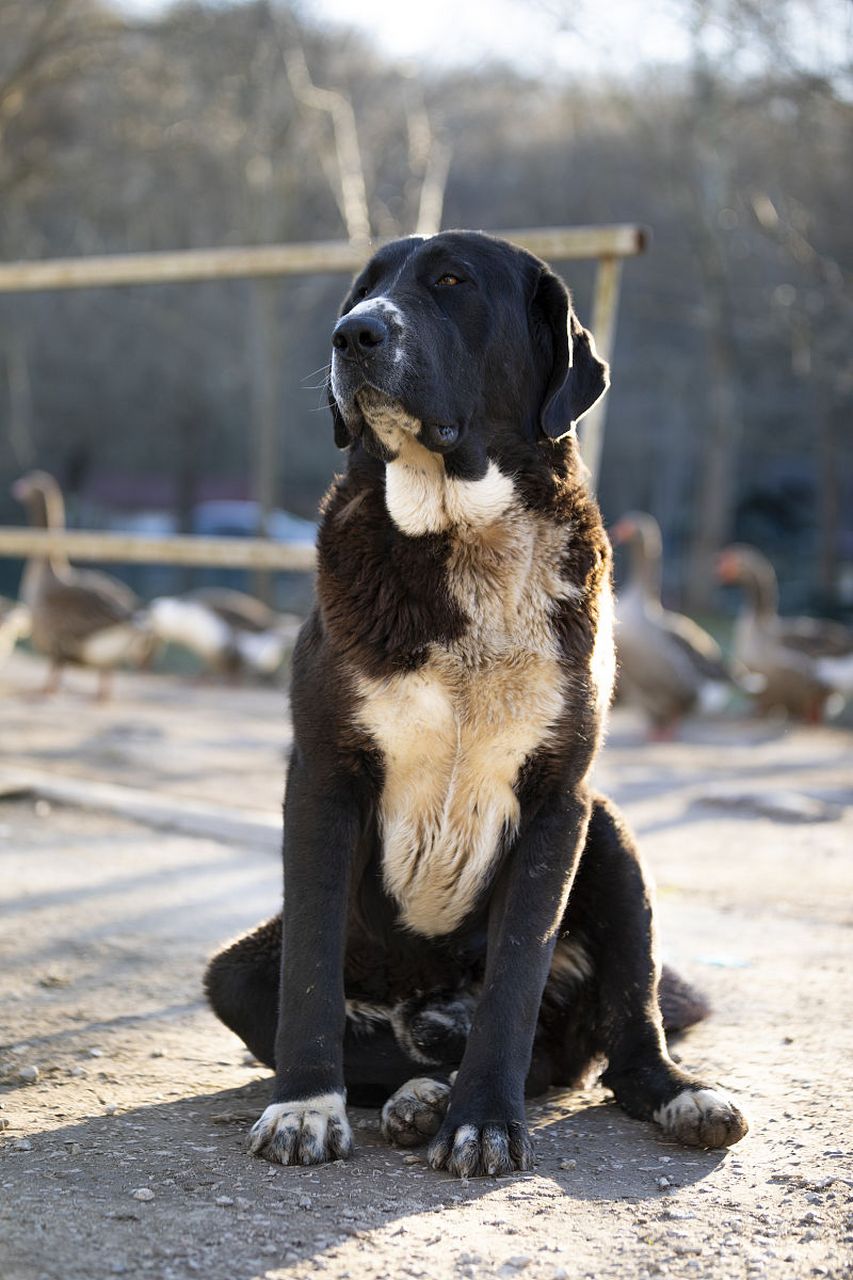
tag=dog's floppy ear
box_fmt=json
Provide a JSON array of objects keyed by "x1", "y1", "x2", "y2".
[{"x1": 532, "y1": 267, "x2": 610, "y2": 440}]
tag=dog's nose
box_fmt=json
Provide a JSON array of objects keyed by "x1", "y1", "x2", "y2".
[{"x1": 332, "y1": 313, "x2": 388, "y2": 359}]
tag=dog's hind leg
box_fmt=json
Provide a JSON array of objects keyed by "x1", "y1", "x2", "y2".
[
  {"x1": 552, "y1": 795, "x2": 749, "y2": 1150},
  {"x1": 205, "y1": 916, "x2": 281, "y2": 1068},
  {"x1": 205, "y1": 919, "x2": 470, "y2": 1110}
]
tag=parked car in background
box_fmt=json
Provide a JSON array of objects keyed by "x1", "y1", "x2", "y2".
[{"x1": 191, "y1": 501, "x2": 316, "y2": 544}]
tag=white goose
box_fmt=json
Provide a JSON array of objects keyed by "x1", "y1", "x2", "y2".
[{"x1": 148, "y1": 588, "x2": 297, "y2": 680}]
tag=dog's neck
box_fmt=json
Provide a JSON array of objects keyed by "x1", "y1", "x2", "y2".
[
  {"x1": 384, "y1": 437, "x2": 516, "y2": 538},
  {"x1": 356, "y1": 392, "x2": 518, "y2": 539}
]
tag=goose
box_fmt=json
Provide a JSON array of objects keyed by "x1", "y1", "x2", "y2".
[
  {"x1": 12, "y1": 471, "x2": 153, "y2": 699},
  {"x1": 148, "y1": 590, "x2": 296, "y2": 680},
  {"x1": 191, "y1": 586, "x2": 299, "y2": 676},
  {"x1": 0, "y1": 596, "x2": 30, "y2": 669},
  {"x1": 717, "y1": 544, "x2": 853, "y2": 721},
  {"x1": 611, "y1": 512, "x2": 734, "y2": 737}
]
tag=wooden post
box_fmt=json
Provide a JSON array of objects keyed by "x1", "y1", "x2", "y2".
[
  {"x1": 248, "y1": 279, "x2": 281, "y2": 601},
  {"x1": 581, "y1": 255, "x2": 623, "y2": 492}
]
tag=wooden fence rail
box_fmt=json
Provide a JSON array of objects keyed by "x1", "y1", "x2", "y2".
[
  {"x1": 0, "y1": 225, "x2": 645, "y2": 293},
  {"x1": 0, "y1": 528, "x2": 316, "y2": 572},
  {"x1": 0, "y1": 225, "x2": 646, "y2": 572}
]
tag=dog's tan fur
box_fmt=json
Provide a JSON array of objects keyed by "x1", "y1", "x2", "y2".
[{"x1": 351, "y1": 396, "x2": 597, "y2": 937}]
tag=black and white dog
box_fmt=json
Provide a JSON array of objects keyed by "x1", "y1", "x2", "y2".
[{"x1": 205, "y1": 231, "x2": 748, "y2": 1178}]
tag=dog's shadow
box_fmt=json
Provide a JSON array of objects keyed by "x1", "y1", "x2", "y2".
[{"x1": 5, "y1": 1075, "x2": 732, "y2": 1278}]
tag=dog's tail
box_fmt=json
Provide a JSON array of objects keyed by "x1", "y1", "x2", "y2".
[{"x1": 659, "y1": 965, "x2": 711, "y2": 1033}]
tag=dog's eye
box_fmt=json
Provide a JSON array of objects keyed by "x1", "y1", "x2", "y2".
[{"x1": 435, "y1": 273, "x2": 462, "y2": 287}]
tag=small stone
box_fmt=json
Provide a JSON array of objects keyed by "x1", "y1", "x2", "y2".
[
  {"x1": 298, "y1": 1195, "x2": 313, "y2": 1209},
  {"x1": 150, "y1": 1050, "x2": 165, "y2": 1058},
  {"x1": 505, "y1": 1259, "x2": 531, "y2": 1271},
  {"x1": 131, "y1": 1188, "x2": 155, "y2": 1201},
  {"x1": 0, "y1": 1118, "x2": 10, "y2": 1130},
  {"x1": 215, "y1": 1195, "x2": 234, "y2": 1206},
  {"x1": 403, "y1": 1154, "x2": 421, "y2": 1164},
  {"x1": 88, "y1": 1048, "x2": 104, "y2": 1058},
  {"x1": 65, "y1": 1142, "x2": 81, "y2": 1155},
  {"x1": 657, "y1": 1176, "x2": 672, "y2": 1189},
  {"x1": 17, "y1": 1065, "x2": 39, "y2": 1084},
  {"x1": 12, "y1": 1138, "x2": 32, "y2": 1151},
  {"x1": 68, "y1": 1066, "x2": 86, "y2": 1078},
  {"x1": 559, "y1": 1159, "x2": 576, "y2": 1170},
  {"x1": 104, "y1": 1103, "x2": 119, "y2": 1116},
  {"x1": 39, "y1": 974, "x2": 70, "y2": 989}
]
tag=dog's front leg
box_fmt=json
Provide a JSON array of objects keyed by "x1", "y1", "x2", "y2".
[
  {"x1": 249, "y1": 759, "x2": 360, "y2": 1166},
  {"x1": 429, "y1": 788, "x2": 592, "y2": 1178}
]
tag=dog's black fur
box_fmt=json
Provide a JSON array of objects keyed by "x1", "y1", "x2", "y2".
[{"x1": 205, "y1": 231, "x2": 748, "y2": 1177}]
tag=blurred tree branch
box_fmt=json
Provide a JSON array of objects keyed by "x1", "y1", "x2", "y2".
[{"x1": 272, "y1": 14, "x2": 372, "y2": 246}]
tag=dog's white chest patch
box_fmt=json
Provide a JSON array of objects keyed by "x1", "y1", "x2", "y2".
[
  {"x1": 355, "y1": 512, "x2": 575, "y2": 937},
  {"x1": 385, "y1": 452, "x2": 516, "y2": 536}
]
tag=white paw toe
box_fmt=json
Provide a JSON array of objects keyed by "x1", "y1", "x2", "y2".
[
  {"x1": 249, "y1": 1093, "x2": 353, "y2": 1166},
  {"x1": 654, "y1": 1086, "x2": 749, "y2": 1149}
]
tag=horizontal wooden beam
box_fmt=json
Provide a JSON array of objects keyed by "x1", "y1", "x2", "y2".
[
  {"x1": 0, "y1": 225, "x2": 647, "y2": 293},
  {"x1": 0, "y1": 527, "x2": 316, "y2": 571}
]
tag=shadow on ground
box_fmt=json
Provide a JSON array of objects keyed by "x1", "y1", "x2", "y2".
[{"x1": 1, "y1": 1073, "x2": 730, "y2": 1280}]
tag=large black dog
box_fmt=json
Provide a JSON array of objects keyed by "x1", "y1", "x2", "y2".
[{"x1": 206, "y1": 231, "x2": 748, "y2": 1177}]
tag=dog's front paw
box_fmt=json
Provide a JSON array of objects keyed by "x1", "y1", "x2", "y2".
[
  {"x1": 381, "y1": 1076, "x2": 451, "y2": 1147},
  {"x1": 428, "y1": 1118, "x2": 533, "y2": 1178},
  {"x1": 654, "y1": 1086, "x2": 749, "y2": 1149},
  {"x1": 249, "y1": 1092, "x2": 353, "y2": 1166}
]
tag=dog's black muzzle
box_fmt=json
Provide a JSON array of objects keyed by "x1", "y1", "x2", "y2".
[{"x1": 332, "y1": 312, "x2": 389, "y2": 360}]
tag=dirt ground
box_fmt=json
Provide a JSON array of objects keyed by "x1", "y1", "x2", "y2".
[{"x1": 1, "y1": 649, "x2": 851, "y2": 1280}]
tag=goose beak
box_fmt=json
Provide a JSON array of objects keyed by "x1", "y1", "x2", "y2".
[
  {"x1": 715, "y1": 550, "x2": 739, "y2": 583},
  {"x1": 609, "y1": 518, "x2": 635, "y2": 547}
]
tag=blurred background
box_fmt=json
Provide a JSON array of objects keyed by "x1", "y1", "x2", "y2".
[
  {"x1": 2, "y1": 15, "x2": 853, "y2": 1270},
  {"x1": 0, "y1": 0, "x2": 850, "y2": 632}
]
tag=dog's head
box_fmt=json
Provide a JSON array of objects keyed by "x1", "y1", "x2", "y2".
[{"x1": 329, "y1": 231, "x2": 609, "y2": 479}]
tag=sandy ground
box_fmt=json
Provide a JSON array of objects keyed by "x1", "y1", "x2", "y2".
[{"x1": 1, "y1": 649, "x2": 852, "y2": 1280}]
